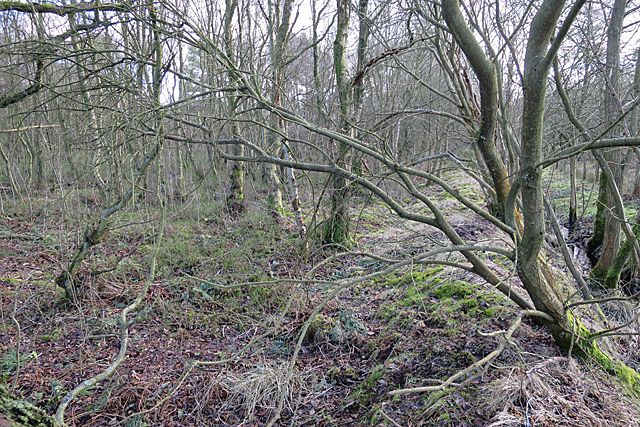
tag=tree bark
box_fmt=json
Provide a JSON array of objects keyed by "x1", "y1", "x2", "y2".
[
  {"x1": 591, "y1": 0, "x2": 626, "y2": 283},
  {"x1": 324, "y1": 0, "x2": 355, "y2": 248},
  {"x1": 224, "y1": 0, "x2": 245, "y2": 214},
  {"x1": 441, "y1": 0, "x2": 513, "y2": 223}
]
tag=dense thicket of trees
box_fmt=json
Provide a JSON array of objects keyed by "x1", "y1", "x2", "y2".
[{"x1": 2, "y1": 0, "x2": 640, "y2": 421}]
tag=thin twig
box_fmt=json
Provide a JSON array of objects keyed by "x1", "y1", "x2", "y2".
[{"x1": 379, "y1": 406, "x2": 405, "y2": 427}]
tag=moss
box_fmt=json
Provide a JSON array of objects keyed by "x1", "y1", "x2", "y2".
[
  {"x1": 386, "y1": 266, "x2": 444, "y2": 288},
  {"x1": 322, "y1": 213, "x2": 355, "y2": 249},
  {"x1": 305, "y1": 314, "x2": 336, "y2": 343},
  {"x1": 587, "y1": 171, "x2": 608, "y2": 257},
  {"x1": 564, "y1": 311, "x2": 640, "y2": 392},
  {"x1": 267, "y1": 194, "x2": 285, "y2": 217},
  {"x1": 327, "y1": 364, "x2": 359, "y2": 382},
  {"x1": 0, "y1": 383, "x2": 55, "y2": 427},
  {"x1": 40, "y1": 328, "x2": 62, "y2": 342},
  {"x1": 603, "y1": 222, "x2": 640, "y2": 289},
  {"x1": 365, "y1": 331, "x2": 403, "y2": 357},
  {"x1": 482, "y1": 307, "x2": 501, "y2": 317},
  {"x1": 350, "y1": 364, "x2": 386, "y2": 406},
  {"x1": 433, "y1": 281, "x2": 475, "y2": 299},
  {"x1": 589, "y1": 264, "x2": 610, "y2": 285},
  {"x1": 378, "y1": 272, "x2": 506, "y2": 332}
]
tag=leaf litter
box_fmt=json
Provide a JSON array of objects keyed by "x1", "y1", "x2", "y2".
[{"x1": 1, "y1": 185, "x2": 640, "y2": 426}]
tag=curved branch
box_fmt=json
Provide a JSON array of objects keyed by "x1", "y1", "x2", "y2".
[{"x1": 0, "y1": 60, "x2": 44, "y2": 109}]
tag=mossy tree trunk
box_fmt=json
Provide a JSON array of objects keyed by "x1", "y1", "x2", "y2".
[
  {"x1": 587, "y1": 169, "x2": 608, "y2": 262},
  {"x1": 323, "y1": 0, "x2": 355, "y2": 248},
  {"x1": 518, "y1": 0, "x2": 638, "y2": 385},
  {"x1": 604, "y1": 221, "x2": 640, "y2": 289}
]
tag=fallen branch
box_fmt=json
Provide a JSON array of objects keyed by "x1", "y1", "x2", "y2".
[{"x1": 55, "y1": 193, "x2": 165, "y2": 427}]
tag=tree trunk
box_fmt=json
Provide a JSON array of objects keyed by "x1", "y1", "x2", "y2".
[
  {"x1": 590, "y1": 0, "x2": 626, "y2": 282},
  {"x1": 264, "y1": 0, "x2": 295, "y2": 217},
  {"x1": 441, "y1": 0, "x2": 513, "y2": 223},
  {"x1": 0, "y1": 138, "x2": 17, "y2": 197},
  {"x1": 440, "y1": 0, "x2": 639, "y2": 384},
  {"x1": 570, "y1": 155, "x2": 577, "y2": 228},
  {"x1": 517, "y1": 2, "x2": 640, "y2": 385},
  {"x1": 224, "y1": 0, "x2": 245, "y2": 214},
  {"x1": 324, "y1": 0, "x2": 355, "y2": 248},
  {"x1": 634, "y1": 149, "x2": 640, "y2": 196},
  {"x1": 311, "y1": 0, "x2": 328, "y2": 125}
]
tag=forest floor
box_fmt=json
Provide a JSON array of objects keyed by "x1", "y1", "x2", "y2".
[{"x1": 2, "y1": 174, "x2": 640, "y2": 426}]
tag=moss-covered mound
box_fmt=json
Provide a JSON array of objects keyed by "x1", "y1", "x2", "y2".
[{"x1": 0, "y1": 384, "x2": 55, "y2": 427}]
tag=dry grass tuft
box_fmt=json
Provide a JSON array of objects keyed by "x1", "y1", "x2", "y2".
[
  {"x1": 222, "y1": 361, "x2": 314, "y2": 420},
  {"x1": 485, "y1": 357, "x2": 640, "y2": 427}
]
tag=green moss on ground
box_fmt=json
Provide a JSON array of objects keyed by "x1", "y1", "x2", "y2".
[
  {"x1": 377, "y1": 270, "x2": 507, "y2": 330},
  {"x1": 0, "y1": 383, "x2": 55, "y2": 427}
]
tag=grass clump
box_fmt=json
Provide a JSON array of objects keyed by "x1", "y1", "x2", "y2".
[{"x1": 223, "y1": 361, "x2": 315, "y2": 420}]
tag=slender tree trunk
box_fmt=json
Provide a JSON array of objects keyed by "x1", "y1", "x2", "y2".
[
  {"x1": 0, "y1": 138, "x2": 17, "y2": 197},
  {"x1": 264, "y1": 0, "x2": 295, "y2": 217},
  {"x1": 283, "y1": 141, "x2": 307, "y2": 241},
  {"x1": 351, "y1": 0, "x2": 370, "y2": 179},
  {"x1": 175, "y1": 41, "x2": 186, "y2": 200},
  {"x1": 67, "y1": 7, "x2": 108, "y2": 199},
  {"x1": 311, "y1": 0, "x2": 328, "y2": 125},
  {"x1": 323, "y1": 0, "x2": 354, "y2": 248},
  {"x1": 634, "y1": 148, "x2": 640, "y2": 196},
  {"x1": 17, "y1": 129, "x2": 33, "y2": 189},
  {"x1": 631, "y1": 51, "x2": 640, "y2": 196},
  {"x1": 441, "y1": 0, "x2": 515, "y2": 225},
  {"x1": 570, "y1": 155, "x2": 577, "y2": 228},
  {"x1": 553, "y1": 61, "x2": 578, "y2": 229},
  {"x1": 591, "y1": 0, "x2": 626, "y2": 282},
  {"x1": 224, "y1": 0, "x2": 244, "y2": 214}
]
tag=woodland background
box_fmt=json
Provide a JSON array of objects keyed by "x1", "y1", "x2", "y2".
[{"x1": 2, "y1": 0, "x2": 640, "y2": 426}]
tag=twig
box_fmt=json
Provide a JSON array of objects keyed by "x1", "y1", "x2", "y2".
[
  {"x1": 379, "y1": 406, "x2": 405, "y2": 427},
  {"x1": 10, "y1": 293, "x2": 22, "y2": 391},
  {"x1": 566, "y1": 291, "x2": 640, "y2": 309}
]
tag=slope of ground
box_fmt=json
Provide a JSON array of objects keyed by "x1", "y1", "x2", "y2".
[{"x1": 1, "y1": 178, "x2": 640, "y2": 426}]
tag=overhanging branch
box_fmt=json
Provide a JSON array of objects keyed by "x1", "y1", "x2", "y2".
[{"x1": 0, "y1": 1, "x2": 129, "y2": 15}]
